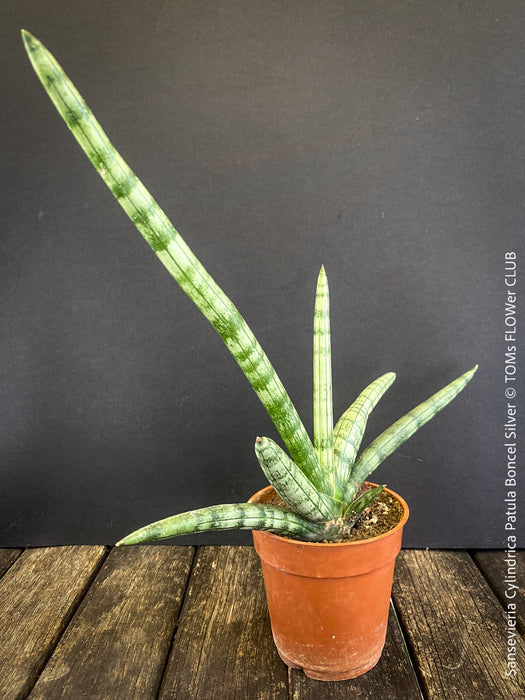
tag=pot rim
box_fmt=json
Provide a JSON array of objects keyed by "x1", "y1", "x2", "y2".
[{"x1": 248, "y1": 482, "x2": 409, "y2": 548}]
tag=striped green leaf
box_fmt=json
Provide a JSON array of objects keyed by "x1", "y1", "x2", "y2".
[
  {"x1": 22, "y1": 30, "x2": 328, "y2": 494},
  {"x1": 313, "y1": 266, "x2": 336, "y2": 495},
  {"x1": 344, "y1": 485, "x2": 384, "y2": 522},
  {"x1": 343, "y1": 365, "x2": 478, "y2": 503},
  {"x1": 334, "y1": 372, "x2": 395, "y2": 501},
  {"x1": 116, "y1": 502, "x2": 326, "y2": 544},
  {"x1": 254, "y1": 437, "x2": 341, "y2": 522}
]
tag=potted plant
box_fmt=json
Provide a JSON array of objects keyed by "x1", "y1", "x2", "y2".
[{"x1": 23, "y1": 31, "x2": 477, "y2": 680}]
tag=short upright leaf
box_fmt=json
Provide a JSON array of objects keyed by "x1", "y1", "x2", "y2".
[{"x1": 334, "y1": 372, "x2": 395, "y2": 502}]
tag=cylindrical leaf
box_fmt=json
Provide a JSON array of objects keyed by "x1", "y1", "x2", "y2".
[
  {"x1": 116, "y1": 502, "x2": 325, "y2": 544},
  {"x1": 344, "y1": 365, "x2": 478, "y2": 502},
  {"x1": 334, "y1": 372, "x2": 395, "y2": 499},
  {"x1": 255, "y1": 437, "x2": 341, "y2": 522},
  {"x1": 313, "y1": 266, "x2": 335, "y2": 495},
  {"x1": 22, "y1": 30, "x2": 328, "y2": 494}
]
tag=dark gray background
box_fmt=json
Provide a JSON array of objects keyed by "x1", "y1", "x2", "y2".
[{"x1": 2, "y1": 1, "x2": 523, "y2": 547}]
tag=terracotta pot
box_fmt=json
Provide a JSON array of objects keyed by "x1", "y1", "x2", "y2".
[{"x1": 249, "y1": 483, "x2": 409, "y2": 681}]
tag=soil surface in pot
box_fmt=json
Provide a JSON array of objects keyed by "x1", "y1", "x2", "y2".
[{"x1": 256, "y1": 487, "x2": 404, "y2": 542}]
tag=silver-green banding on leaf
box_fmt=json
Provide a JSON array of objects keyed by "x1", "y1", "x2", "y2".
[
  {"x1": 334, "y1": 372, "x2": 396, "y2": 502},
  {"x1": 115, "y1": 502, "x2": 326, "y2": 544},
  {"x1": 254, "y1": 437, "x2": 341, "y2": 522},
  {"x1": 23, "y1": 32, "x2": 479, "y2": 545},
  {"x1": 313, "y1": 266, "x2": 336, "y2": 497},
  {"x1": 22, "y1": 30, "x2": 328, "y2": 495},
  {"x1": 344, "y1": 365, "x2": 478, "y2": 502}
]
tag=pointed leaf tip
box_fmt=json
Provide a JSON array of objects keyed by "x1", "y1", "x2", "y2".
[
  {"x1": 21, "y1": 29, "x2": 37, "y2": 50},
  {"x1": 463, "y1": 364, "x2": 478, "y2": 382},
  {"x1": 19, "y1": 29, "x2": 328, "y2": 496}
]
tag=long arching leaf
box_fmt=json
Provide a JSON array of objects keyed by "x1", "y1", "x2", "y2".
[
  {"x1": 116, "y1": 502, "x2": 326, "y2": 544},
  {"x1": 22, "y1": 30, "x2": 328, "y2": 494}
]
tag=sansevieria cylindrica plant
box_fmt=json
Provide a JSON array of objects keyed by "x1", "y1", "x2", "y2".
[{"x1": 22, "y1": 31, "x2": 477, "y2": 544}]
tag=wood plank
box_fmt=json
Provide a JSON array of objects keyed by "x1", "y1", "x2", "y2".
[
  {"x1": 160, "y1": 546, "x2": 289, "y2": 700},
  {"x1": 0, "y1": 549, "x2": 22, "y2": 578},
  {"x1": 474, "y1": 550, "x2": 525, "y2": 635},
  {"x1": 29, "y1": 545, "x2": 195, "y2": 700},
  {"x1": 0, "y1": 546, "x2": 107, "y2": 700},
  {"x1": 291, "y1": 603, "x2": 423, "y2": 698},
  {"x1": 392, "y1": 550, "x2": 525, "y2": 699}
]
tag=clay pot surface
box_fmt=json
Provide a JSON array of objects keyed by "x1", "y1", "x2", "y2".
[{"x1": 250, "y1": 483, "x2": 409, "y2": 681}]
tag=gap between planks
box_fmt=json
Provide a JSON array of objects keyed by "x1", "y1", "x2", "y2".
[
  {"x1": 392, "y1": 550, "x2": 525, "y2": 699},
  {"x1": 27, "y1": 545, "x2": 195, "y2": 700},
  {"x1": 472, "y1": 549, "x2": 525, "y2": 636},
  {"x1": 0, "y1": 546, "x2": 109, "y2": 700},
  {"x1": 1, "y1": 547, "x2": 522, "y2": 700}
]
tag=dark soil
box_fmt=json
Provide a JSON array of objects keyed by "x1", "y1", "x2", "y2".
[
  {"x1": 255, "y1": 486, "x2": 404, "y2": 542},
  {"x1": 343, "y1": 489, "x2": 404, "y2": 541}
]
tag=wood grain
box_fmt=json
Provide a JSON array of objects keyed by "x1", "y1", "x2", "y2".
[
  {"x1": 0, "y1": 546, "x2": 106, "y2": 700},
  {"x1": 291, "y1": 603, "x2": 423, "y2": 698},
  {"x1": 474, "y1": 550, "x2": 525, "y2": 635},
  {"x1": 393, "y1": 550, "x2": 525, "y2": 699},
  {"x1": 29, "y1": 545, "x2": 194, "y2": 700},
  {"x1": 0, "y1": 548, "x2": 22, "y2": 578},
  {"x1": 1, "y1": 545, "x2": 521, "y2": 698},
  {"x1": 160, "y1": 545, "x2": 289, "y2": 700}
]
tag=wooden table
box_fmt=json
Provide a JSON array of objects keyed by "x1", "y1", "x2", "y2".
[{"x1": 0, "y1": 546, "x2": 523, "y2": 699}]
